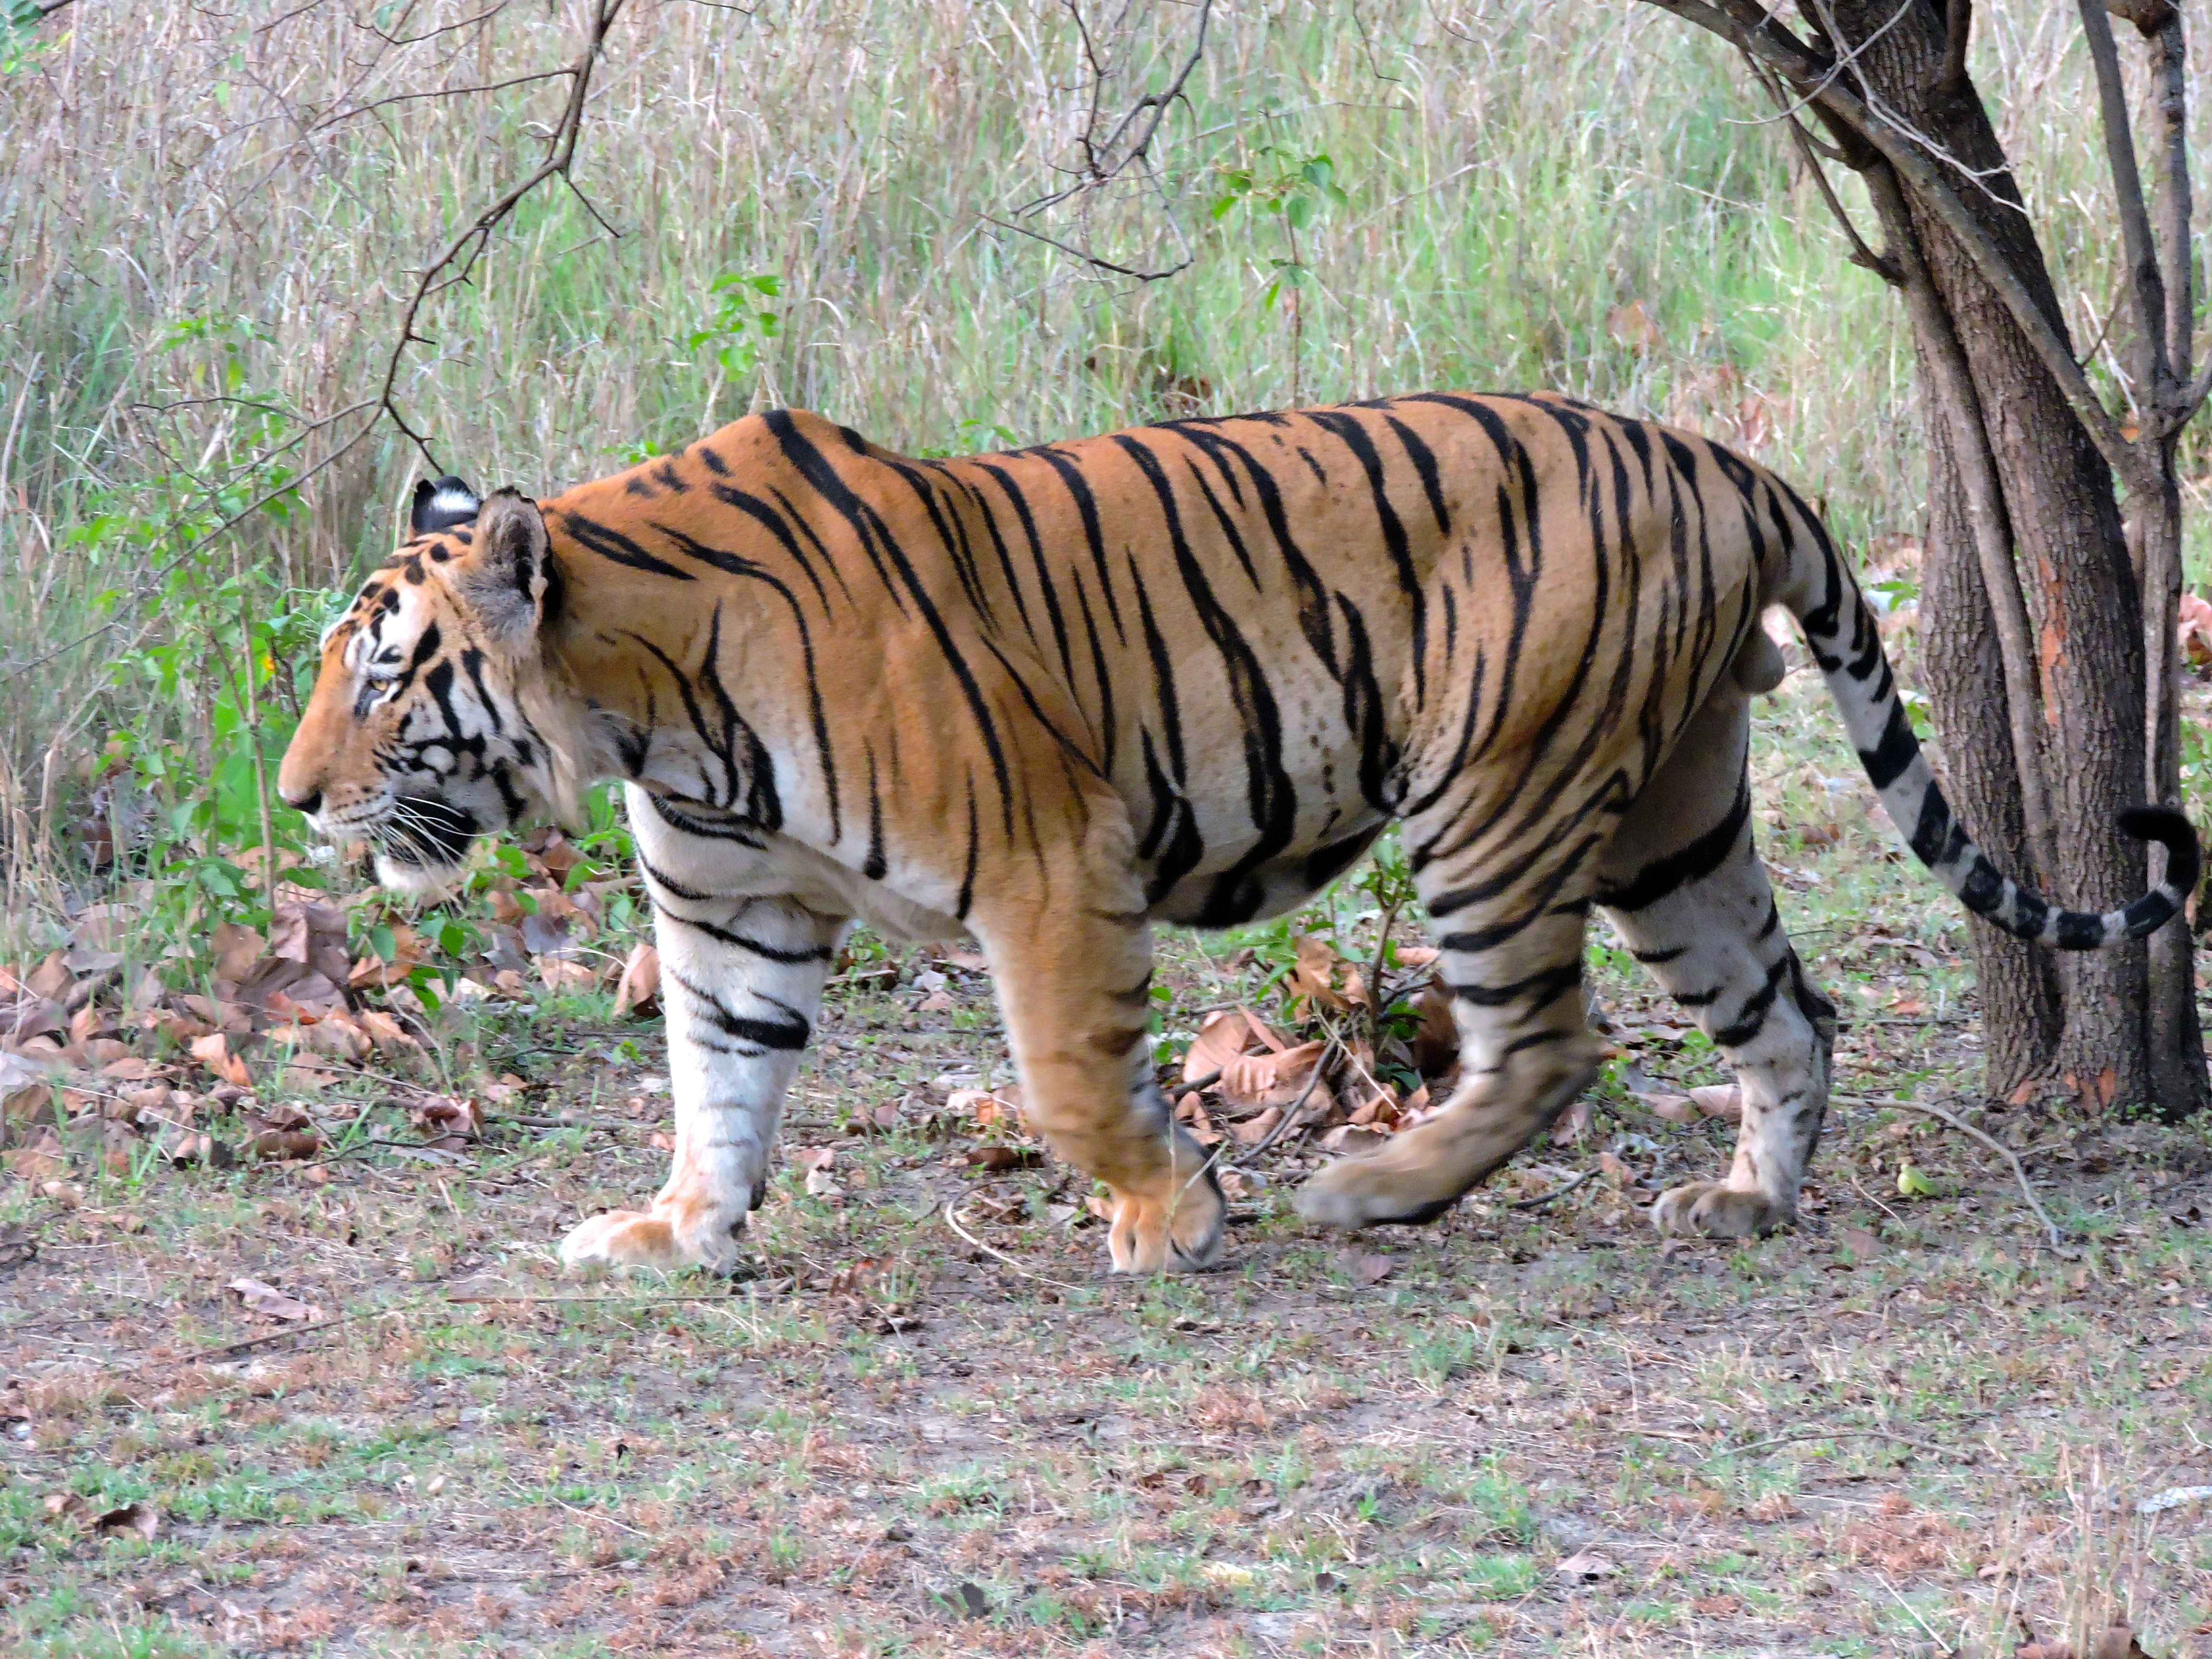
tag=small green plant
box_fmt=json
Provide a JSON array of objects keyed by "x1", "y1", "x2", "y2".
[
  {"x1": 687, "y1": 271, "x2": 782, "y2": 421},
  {"x1": 1211, "y1": 146, "x2": 1348, "y2": 401}
]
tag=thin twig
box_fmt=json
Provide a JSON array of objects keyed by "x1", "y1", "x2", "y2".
[
  {"x1": 374, "y1": 0, "x2": 628, "y2": 468},
  {"x1": 1228, "y1": 1036, "x2": 1342, "y2": 1166},
  {"x1": 942, "y1": 1199, "x2": 1088, "y2": 1294},
  {"x1": 1835, "y1": 1094, "x2": 2073, "y2": 1246},
  {"x1": 1509, "y1": 1166, "x2": 1596, "y2": 1211},
  {"x1": 1716, "y1": 1426, "x2": 1968, "y2": 1461}
]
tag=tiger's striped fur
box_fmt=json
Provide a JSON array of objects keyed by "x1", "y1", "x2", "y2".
[{"x1": 278, "y1": 393, "x2": 2196, "y2": 1272}]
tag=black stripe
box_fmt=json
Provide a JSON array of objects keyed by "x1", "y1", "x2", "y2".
[{"x1": 1592, "y1": 778, "x2": 1751, "y2": 914}]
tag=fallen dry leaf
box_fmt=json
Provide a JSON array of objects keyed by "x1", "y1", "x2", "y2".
[
  {"x1": 408, "y1": 1095, "x2": 482, "y2": 1150},
  {"x1": 1554, "y1": 1550, "x2": 1618, "y2": 1582},
  {"x1": 187, "y1": 1033, "x2": 252, "y2": 1090},
  {"x1": 964, "y1": 1145, "x2": 1044, "y2": 1172},
  {"x1": 946, "y1": 1085, "x2": 1023, "y2": 1130},
  {"x1": 228, "y1": 1277, "x2": 321, "y2": 1322},
  {"x1": 1688, "y1": 1083, "x2": 1743, "y2": 1122},
  {"x1": 2180, "y1": 591, "x2": 2212, "y2": 668},
  {"x1": 1340, "y1": 1249, "x2": 1393, "y2": 1286},
  {"x1": 612, "y1": 942, "x2": 660, "y2": 1019},
  {"x1": 94, "y1": 1502, "x2": 159, "y2": 1541},
  {"x1": 1285, "y1": 933, "x2": 1368, "y2": 1015},
  {"x1": 241, "y1": 1101, "x2": 322, "y2": 1161},
  {"x1": 1550, "y1": 1097, "x2": 1595, "y2": 1146},
  {"x1": 1637, "y1": 1091, "x2": 1699, "y2": 1124}
]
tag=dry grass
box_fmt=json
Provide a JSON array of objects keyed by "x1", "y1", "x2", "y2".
[{"x1": 5, "y1": 0, "x2": 2207, "y2": 937}]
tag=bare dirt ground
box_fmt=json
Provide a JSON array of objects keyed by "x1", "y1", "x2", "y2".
[{"x1": 5, "y1": 684, "x2": 2212, "y2": 1658}]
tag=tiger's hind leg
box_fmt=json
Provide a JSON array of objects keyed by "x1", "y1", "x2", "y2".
[
  {"x1": 1593, "y1": 684, "x2": 1837, "y2": 1239},
  {"x1": 1295, "y1": 812, "x2": 1606, "y2": 1229}
]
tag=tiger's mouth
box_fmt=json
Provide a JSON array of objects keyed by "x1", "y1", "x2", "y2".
[{"x1": 371, "y1": 794, "x2": 482, "y2": 889}]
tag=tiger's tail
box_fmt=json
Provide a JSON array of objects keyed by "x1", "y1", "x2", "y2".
[{"x1": 1769, "y1": 488, "x2": 2197, "y2": 950}]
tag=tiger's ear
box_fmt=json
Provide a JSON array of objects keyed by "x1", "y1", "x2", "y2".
[
  {"x1": 455, "y1": 489, "x2": 552, "y2": 652},
  {"x1": 410, "y1": 475, "x2": 481, "y2": 536}
]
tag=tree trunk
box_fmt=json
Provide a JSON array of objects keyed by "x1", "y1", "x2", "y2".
[
  {"x1": 1819, "y1": 0, "x2": 2202, "y2": 1114},
  {"x1": 1912, "y1": 338, "x2": 2062, "y2": 1094}
]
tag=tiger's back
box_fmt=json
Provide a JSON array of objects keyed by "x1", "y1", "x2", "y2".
[{"x1": 548, "y1": 392, "x2": 1771, "y2": 937}]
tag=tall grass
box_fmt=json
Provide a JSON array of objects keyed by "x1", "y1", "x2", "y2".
[{"x1": 0, "y1": 0, "x2": 2196, "y2": 946}]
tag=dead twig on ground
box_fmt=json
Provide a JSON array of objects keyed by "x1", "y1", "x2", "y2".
[
  {"x1": 941, "y1": 1199, "x2": 1088, "y2": 1295},
  {"x1": 1510, "y1": 1167, "x2": 1597, "y2": 1210},
  {"x1": 1836, "y1": 1094, "x2": 2073, "y2": 1247}
]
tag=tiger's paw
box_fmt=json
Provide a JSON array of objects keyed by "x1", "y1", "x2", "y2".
[
  {"x1": 1650, "y1": 1181, "x2": 1792, "y2": 1239},
  {"x1": 559, "y1": 1202, "x2": 743, "y2": 1274},
  {"x1": 1106, "y1": 1164, "x2": 1228, "y2": 1274},
  {"x1": 1293, "y1": 1147, "x2": 1461, "y2": 1230}
]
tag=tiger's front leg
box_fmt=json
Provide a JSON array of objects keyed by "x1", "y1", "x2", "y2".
[
  {"x1": 560, "y1": 886, "x2": 842, "y2": 1274},
  {"x1": 972, "y1": 811, "x2": 1226, "y2": 1274}
]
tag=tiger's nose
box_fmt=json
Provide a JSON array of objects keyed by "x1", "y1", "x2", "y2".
[{"x1": 282, "y1": 787, "x2": 324, "y2": 815}]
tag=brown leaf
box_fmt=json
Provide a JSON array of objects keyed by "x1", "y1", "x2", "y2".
[
  {"x1": 1839, "y1": 1227, "x2": 1882, "y2": 1258},
  {"x1": 1637, "y1": 1092, "x2": 1699, "y2": 1124},
  {"x1": 965, "y1": 1145, "x2": 1043, "y2": 1172},
  {"x1": 269, "y1": 902, "x2": 352, "y2": 986},
  {"x1": 1341, "y1": 1250, "x2": 1393, "y2": 1285},
  {"x1": 1688, "y1": 1084, "x2": 1743, "y2": 1123},
  {"x1": 2095, "y1": 1066, "x2": 2118, "y2": 1107},
  {"x1": 1554, "y1": 1550, "x2": 1618, "y2": 1582},
  {"x1": 947, "y1": 1085, "x2": 1023, "y2": 1129},
  {"x1": 1286, "y1": 934, "x2": 1367, "y2": 1014},
  {"x1": 2090, "y1": 1624, "x2": 2149, "y2": 1659},
  {"x1": 942, "y1": 947, "x2": 989, "y2": 971},
  {"x1": 2180, "y1": 592, "x2": 2212, "y2": 668},
  {"x1": 1184, "y1": 1008, "x2": 1257, "y2": 1084},
  {"x1": 159, "y1": 1128, "x2": 234, "y2": 1168},
  {"x1": 210, "y1": 922, "x2": 265, "y2": 984},
  {"x1": 1550, "y1": 1097, "x2": 1595, "y2": 1146},
  {"x1": 1229, "y1": 1106, "x2": 1282, "y2": 1146},
  {"x1": 24, "y1": 951, "x2": 72, "y2": 1003},
  {"x1": 227, "y1": 1277, "x2": 321, "y2": 1322},
  {"x1": 3, "y1": 1135, "x2": 68, "y2": 1183},
  {"x1": 352, "y1": 1008, "x2": 421, "y2": 1057},
  {"x1": 242, "y1": 1103, "x2": 322, "y2": 1161},
  {"x1": 1409, "y1": 981, "x2": 1460, "y2": 1078},
  {"x1": 407, "y1": 1095, "x2": 481, "y2": 1146},
  {"x1": 612, "y1": 942, "x2": 660, "y2": 1019},
  {"x1": 349, "y1": 924, "x2": 426, "y2": 989},
  {"x1": 1219, "y1": 1039, "x2": 1326, "y2": 1112},
  {"x1": 187, "y1": 1033, "x2": 252, "y2": 1090},
  {"x1": 94, "y1": 1502, "x2": 160, "y2": 1541}
]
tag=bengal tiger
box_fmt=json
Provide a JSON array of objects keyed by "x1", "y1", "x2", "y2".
[{"x1": 276, "y1": 393, "x2": 2196, "y2": 1274}]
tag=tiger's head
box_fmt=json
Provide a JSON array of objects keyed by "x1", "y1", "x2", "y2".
[{"x1": 278, "y1": 478, "x2": 588, "y2": 896}]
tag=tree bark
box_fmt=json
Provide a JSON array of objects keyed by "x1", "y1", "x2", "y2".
[{"x1": 1816, "y1": 0, "x2": 2195, "y2": 1113}]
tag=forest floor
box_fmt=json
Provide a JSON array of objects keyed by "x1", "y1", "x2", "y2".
[{"x1": 5, "y1": 678, "x2": 2212, "y2": 1659}]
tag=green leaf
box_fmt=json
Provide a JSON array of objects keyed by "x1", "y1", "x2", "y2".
[
  {"x1": 1896, "y1": 1162, "x2": 1938, "y2": 1199},
  {"x1": 368, "y1": 923, "x2": 397, "y2": 962}
]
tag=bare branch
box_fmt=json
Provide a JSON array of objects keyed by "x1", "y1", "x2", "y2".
[
  {"x1": 374, "y1": 0, "x2": 628, "y2": 469},
  {"x1": 1002, "y1": 0, "x2": 1212, "y2": 279},
  {"x1": 1738, "y1": 44, "x2": 1900, "y2": 285},
  {"x1": 2141, "y1": 6, "x2": 2192, "y2": 401},
  {"x1": 980, "y1": 212, "x2": 1193, "y2": 283},
  {"x1": 1867, "y1": 163, "x2": 2056, "y2": 878},
  {"x1": 1639, "y1": 0, "x2": 2134, "y2": 476},
  {"x1": 311, "y1": 69, "x2": 574, "y2": 134},
  {"x1": 1936, "y1": 0, "x2": 1971, "y2": 96},
  {"x1": 2077, "y1": 0, "x2": 2170, "y2": 394}
]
